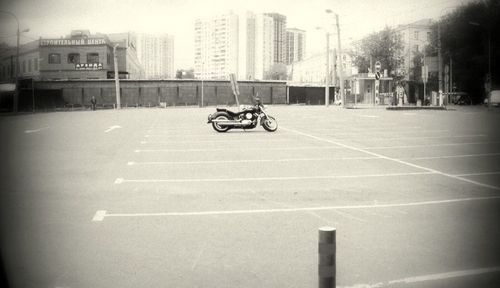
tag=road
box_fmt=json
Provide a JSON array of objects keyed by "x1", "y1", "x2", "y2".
[{"x1": 1, "y1": 105, "x2": 500, "y2": 288}]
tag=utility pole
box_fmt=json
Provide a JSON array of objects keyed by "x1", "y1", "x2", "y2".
[
  {"x1": 325, "y1": 32, "x2": 330, "y2": 107},
  {"x1": 332, "y1": 48, "x2": 337, "y2": 87},
  {"x1": 201, "y1": 61, "x2": 204, "y2": 107},
  {"x1": 113, "y1": 44, "x2": 121, "y2": 109},
  {"x1": 335, "y1": 14, "x2": 345, "y2": 108},
  {"x1": 15, "y1": 23, "x2": 19, "y2": 113},
  {"x1": 438, "y1": 21, "x2": 443, "y2": 104},
  {"x1": 488, "y1": 28, "x2": 491, "y2": 107}
]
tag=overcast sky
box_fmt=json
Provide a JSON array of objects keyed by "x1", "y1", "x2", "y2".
[{"x1": 0, "y1": 0, "x2": 472, "y2": 70}]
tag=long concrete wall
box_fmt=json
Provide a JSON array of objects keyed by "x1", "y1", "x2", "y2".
[{"x1": 31, "y1": 79, "x2": 287, "y2": 108}]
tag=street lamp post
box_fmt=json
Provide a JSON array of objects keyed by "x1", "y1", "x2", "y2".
[
  {"x1": 201, "y1": 61, "x2": 204, "y2": 108},
  {"x1": 113, "y1": 44, "x2": 121, "y2": 109},
  {"x1": 325, "y1": 32, "x2": 330, "y2": 106},
  {"x1": 438, "y1": 22, "x2": 443, "y2": 105},
  {"x1": 326, "y1": 9, "x2": 345, "y2": 108},
  {"x1": 0, "y1": 10, "x2": 20, "y2": 113},
  {"x1": 316, "y1": 26, "x2": 330, "y2": 107}
]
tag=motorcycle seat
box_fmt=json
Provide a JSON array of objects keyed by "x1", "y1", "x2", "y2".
[{"x1": 216, "y1": 108, "x2": 240, "y2": 117}]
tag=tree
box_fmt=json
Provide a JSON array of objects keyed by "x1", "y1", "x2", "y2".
[
  {"x1": 0, "y1": 42, "x2": 13, "y2": 54},
  {"x1": 264, "y1": 63, "x2": 287, "y2": 80},
  {"x1": 350, "y1": 26, "x2": 404, "y2": 75},
  {"x1": 437, "y1": 0, "x2": 500, "y2": 103}
]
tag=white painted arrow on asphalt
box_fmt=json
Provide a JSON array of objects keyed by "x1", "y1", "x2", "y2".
[
  {"x1": 24, "y1": 126, "x2": 49, "y2": 134},
  {"x1": 104, "y1": 125, "x2": 121, "y2": 133}
]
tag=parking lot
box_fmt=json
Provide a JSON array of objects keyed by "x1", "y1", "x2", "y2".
[{"x1": 1, "y1": 105, "x2": 500, "y2": 288}]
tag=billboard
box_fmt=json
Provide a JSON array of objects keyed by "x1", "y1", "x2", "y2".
[
  {"x1": 40, "y1": 38, "x2": 106, "y2": 46},
  {"x1": 76, "y1": 63, "x2": 104, "y2": 70}
]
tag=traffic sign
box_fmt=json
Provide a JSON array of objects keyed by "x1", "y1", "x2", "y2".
[
  {"x1": 422, "y1": 65, "x2": 428, "y2": 83},
  {"x1": 375, "y1": 72, "x2": 381, "y2": 80}
]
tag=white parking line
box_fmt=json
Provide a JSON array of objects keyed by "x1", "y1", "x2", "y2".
[
  {"x1": 405, "y1": 152, "x2": 500, "y2": 160},
  {"x1": 338, "y1": 266, "x2": 500, "y2": 288},
  {"x1": 281, "y1": 127, "x2": 500, "y2": 191},
  {"x1": 379, "y1": 134, "x2": 486, "y2": 140},
  {"x1": 126, "y1": 156, "x2": 381, "y2": 166},
  {"x1": 24, "y1": 126, "x2": 49, "y2": 133},
  {"x1": 140, "y1": 139, "x2": 294, "y2": 144},
  {"x1": 145, "y1": 132, "x2": 295, "y2": 137},
  {"x1": 144, "y1": 134, "x2": 297, "y2": 138},
  {"x1": 454, "y1": 171, "x2": 500, "y2": 177},
  {"x1": 363, "y1": 141, "x2": 500, "y2": 150},
  {"x1": 104, "y1": 125, "x2": 121, "y2": 133},
  {"x1": 322, "y1": 129, "x2": 449, "y2": 136},
  {"x1": 92, "y1": 195, "x2": 500, "y2": 221},
  {"x1": 134, "y1": 146, "x2": 344, "y2": 153},
  {"x1": 114, "y1": 172, "x2": 435, "y2": 184}
]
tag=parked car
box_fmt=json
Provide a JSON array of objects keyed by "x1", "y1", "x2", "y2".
[
  {"x1": 450, "y1": 92, "x2": 472, "y2": 105},
  {"x1": 485, "y1": 90, "x2": 500, "y2": 107}
]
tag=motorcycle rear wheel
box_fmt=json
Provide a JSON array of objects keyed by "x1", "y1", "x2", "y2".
[
  {"x1": 262, "y1": 116, "x2": 278, "y2": 132},
  {"x1": 212, "y1": 113, "x2": 231, "y2": 132}
]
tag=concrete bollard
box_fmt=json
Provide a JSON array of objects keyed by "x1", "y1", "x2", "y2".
[{"x1": 319, "y1": 227, "x2": 336, "y2": 288}]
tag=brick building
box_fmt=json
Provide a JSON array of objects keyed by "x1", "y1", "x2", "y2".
[{"x1": 0, "y1": 30, "x2": 144, "y2": 82}]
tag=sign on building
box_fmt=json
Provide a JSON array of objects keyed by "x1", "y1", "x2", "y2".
[
  {"x1": 75, "y1": 63, "x2": 103, "y2": 70},
  {"x1": 40, "y1": 38, "x2": 106, "y2": 46}
]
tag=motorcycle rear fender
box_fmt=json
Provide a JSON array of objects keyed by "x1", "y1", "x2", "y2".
[{"x1": 207, "y1": 111, "x2": 231, "y2": 123}]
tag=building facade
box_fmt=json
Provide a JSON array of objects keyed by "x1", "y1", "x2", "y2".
[
  {"x1": 194, "y1": 12, "x2": 239, "y2": 80},
  {"x1": 134, "y1": 33, "x2": 174, "y2": 79},
  {"x1": 265, "y1": 13, "x2": 287, "y2": 64},
  {"x1": 107, "y1": 32, "x2": 145, "y2": 79},
  {"x1": 0, "y1": 40, "x2": 40, "y2": 82},
  {"x1": 254, "y1": 14, "x2": 274, "y2": 80},
  {"x1": 237, "y1": 11, "x2": 256, "y2": 80},
  {"x1": 287, "y1": 50, "x2": 353, "y2": 85},
  {"x1": 0, "y1": 30, "x2": 144, "y2": 82},
  {"x1": 194, "y1": 11, "x2": 295, "y2": 81},
  {"x1": 285, "y1": 28, "x2": 306, "y2": 65},
  {"x1": 395, "y1": 18, "x2": 434, "y2": 80}
]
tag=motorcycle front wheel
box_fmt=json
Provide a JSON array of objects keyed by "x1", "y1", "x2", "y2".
[{"x1": 262, "y1": 116, "x2": 278, "y2": 132}]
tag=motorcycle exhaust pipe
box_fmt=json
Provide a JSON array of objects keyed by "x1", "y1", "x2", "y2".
[{"x1": 211, "y1": 119, "x2": 251, "y2": 127}]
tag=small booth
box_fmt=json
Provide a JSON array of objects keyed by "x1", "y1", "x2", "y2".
[{"x1": 346, "y1": 73, "x2": 394, "y2": 106}]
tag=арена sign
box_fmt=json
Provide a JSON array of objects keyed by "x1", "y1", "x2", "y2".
[
  {"x1": 75, "y1": 63, "x2": 103, "y2": 70},
  {"x1": 40, "y1": 38, "x2": 106, "y2": 46}
]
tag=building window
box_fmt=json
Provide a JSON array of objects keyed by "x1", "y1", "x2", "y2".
[
  {"x1": 427, "y1": 31, "x2": 431, "y2": 41},
  {"x1": 414, "y1": 44, "x2": 419, "y2": 52},
  {"x1": 414, "y1": 31, "x2": 419, "y2": 40},
  {"x1": 28, "y1": 59, "x2": 32, "y2": 72},
  {"x1": 68, "y1": 53, "x2": 80, "y2": 64},
  {"x1": 34, "y1": 58, "x2": 38, "y2": 71},
  {"x1": 87, "y1": 53, "x2": 99, "y2": 63},
  {"x1": 22, "y1": 60, "x2": 26, "y2": 73},
  {"x1": 48, "y1": 53, "x2": 61, "y2": 64}
]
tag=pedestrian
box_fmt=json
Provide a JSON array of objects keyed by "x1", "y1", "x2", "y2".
[{"x1": 91, "y1": 96, "x2": 97, "y2": 111}]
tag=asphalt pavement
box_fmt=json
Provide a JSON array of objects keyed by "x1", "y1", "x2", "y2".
[{"x1": 1, "y1": 105, "x2": 500, "y2": 288}]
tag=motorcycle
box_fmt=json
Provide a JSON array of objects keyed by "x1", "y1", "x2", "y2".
[{"x1": 207, "y1": 98, "x2": 278, "y2": 132}]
